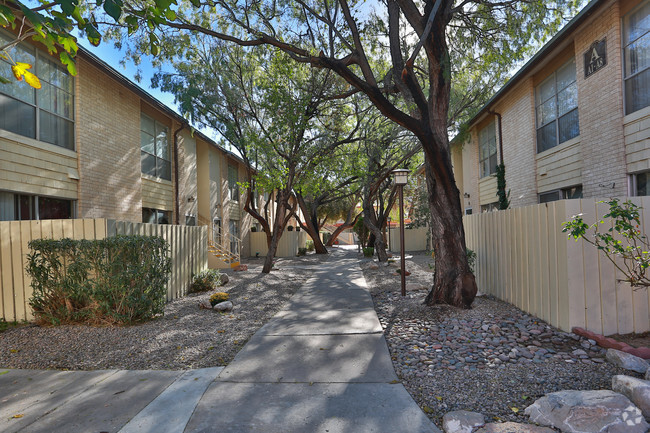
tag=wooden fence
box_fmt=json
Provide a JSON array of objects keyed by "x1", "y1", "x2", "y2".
[
  {"x1": 0, "y1": 219, "x2": 207, "y2": 322},
  {"x1": 249, "y1": 231, "x2": 308, "y2": 257},
  {"x1": 464, "y1": 198, "x2": 650, "y2": 336},
  {"x1": 388, "y1": 227, "x2": 430, "y2": 252}
]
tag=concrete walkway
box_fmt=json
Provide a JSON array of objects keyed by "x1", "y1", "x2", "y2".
[{"x1": 0, "y1": 247, "x2": 440, "y2": 433}]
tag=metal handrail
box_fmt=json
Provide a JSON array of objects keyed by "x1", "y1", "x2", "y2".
[{"x1": 197, "y1": 216, "x2": 241, "y2": 263}]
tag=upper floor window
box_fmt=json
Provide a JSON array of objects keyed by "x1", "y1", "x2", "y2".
[
  {"x1": 140, "y1": 114, "x2": 171, "y2": 180},
  {"x1": 479, "y1": 121, "x2": 497, "y2": 178},
  {"x1": 623, "y1": 1, "x2": 650, "y2": 114},
  {"x1": 538, "y1": 185, "x2": 582, "y2": 204},
  {"x1": 535, "y1": 58, "x2": 579, "y2": 153},
  {"x1": 228, "y1": 164, "x2": 239, "y2": 202},
  {"x1": 0, "y1": 33, "x2": 74, "y2": 150}
]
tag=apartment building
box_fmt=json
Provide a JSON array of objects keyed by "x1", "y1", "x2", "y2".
[
  {"x1": 0, "y1": 33, "x2": 258, "y2": 267},
  {"x1": 455, "y1": 0, "x2": 649, "y2": 213}
]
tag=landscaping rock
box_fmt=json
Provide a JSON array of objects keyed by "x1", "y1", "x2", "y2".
[
  {"x1": 198, "y1": 300, "x2": 212, "y2": 310},
  {"x1": 442, "y1": 410, "x2": 484, "y2": 433},
  {"x1": 368, "y1": 264, "x2": 379, "y2": 270},
  {"x1": 213, "y1": 301, "x2": 234, "y2": 312},
  {"x1": 646, "y1": 368, "x2": 650, "y2": 381},
  {"x1": 612, "y1": 375, "x2": 650, "y2": 419},
  {"x1": 524, "y1": 389, "x2": 648, "y2": 433},
  {"x1": 218, "y1": 274, "x2": 229, "y2": 285},
  {"x1": 406, "y1": 283, "x2": 428, "y2": 292},
  {"x1": 607, "y1": 348, "x2": 650, "y2": 374},
  {"x1": 475, "y1": 422, "x2": 554, "y2": 433}
]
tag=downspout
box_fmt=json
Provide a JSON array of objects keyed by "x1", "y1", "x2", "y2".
[{"x1": 173, "y1": 123, "x2": 185, "y2": 225}]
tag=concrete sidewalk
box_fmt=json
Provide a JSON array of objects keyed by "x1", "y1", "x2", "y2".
[{"x1": 1, "y1": 247, "x2": 440, "y2": 433}]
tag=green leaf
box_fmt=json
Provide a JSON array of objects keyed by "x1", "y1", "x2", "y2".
[
  {"x1": 0, "y1": 370, "x2": 9, "y2": 375},
  {"x1": 189, "y1": 0, "x2": 201, "y2": 7},
  {"x1": 103, "y1": 0, "x2": 123, "y2": 21},
  {"x1": 84, "y1": 23, "x2": 101, "y2": 46},
  {"x1": 164, "y1": 9, "x2": 177, "y2": 21},
  {"x1": 59, "y1": 51, "x2": 77, "y2": 76}
]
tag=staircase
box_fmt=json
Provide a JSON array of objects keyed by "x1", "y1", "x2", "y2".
[{"x1": 199, "y1": 217, "x2": 242, "y2": 269}]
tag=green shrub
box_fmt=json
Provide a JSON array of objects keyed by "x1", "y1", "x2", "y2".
[
  {"x1": 297, "y1": 247, "x2": 307, "y2": 256},
  {"x1": 363, "y1": 247, "x2": 374, "y2": 257},
  {"x1": 466, "y1": 248, "x2": 476, "y2": 273},
  {"x1": 209, "y1": 292, "x2": 229, "y2": 306},
  {"x1": 27, "y1": 236, "x2": 171, "y2": 325},
  {"x1": 305, "y1": 240, "x2": 315, "y2": 252},
  {"x1": 190, "y1": 269, "x2": 222, "y2": 293}
]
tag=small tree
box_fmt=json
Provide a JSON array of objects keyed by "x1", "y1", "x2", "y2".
[{"x1": 563, "y1": 199, "x2": 650, "y2": 289}]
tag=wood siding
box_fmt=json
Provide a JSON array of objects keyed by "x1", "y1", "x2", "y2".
[
  {"x1": 625, "y1": 106, "x2": 650, "y2": 173},
  {"x1": 141, "y1": 177, "x2": 173, "y2": 212},
  {"x1": 536, "y1": 139, "x2": 582, "y2": 192}
]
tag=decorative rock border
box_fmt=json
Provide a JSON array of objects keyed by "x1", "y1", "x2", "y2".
[{"x1": 572, "y1": 327, "x2": 650, "y2": 359}]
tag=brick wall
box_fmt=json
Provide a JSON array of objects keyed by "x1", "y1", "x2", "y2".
[{"x1": 75, "y1": 58, "x2": 142, "y2": 222}]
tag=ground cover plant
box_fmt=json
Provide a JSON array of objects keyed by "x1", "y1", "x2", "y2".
[
  {"x1": 27, "y1": 236, "x2": 171, "y2": 325},
  {"x1": 190, "y1": 269, "x2": 222, "y2": 293}
]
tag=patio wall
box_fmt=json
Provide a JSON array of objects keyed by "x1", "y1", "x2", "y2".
[
  {"x1": 0, "y1": 218, "x2": 207, "y2": 322},
  {"x1": 249, "y1": 231, "x2": 308, "y2": 257},
  {"x1": 463, "y1": 198, "x2": 650, "y2": 335}
]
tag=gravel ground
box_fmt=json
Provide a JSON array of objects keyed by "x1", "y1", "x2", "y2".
[
  {"x1": 360, "y1": 252, "x2": 636, "y2": 426},
  {"x1": 0, "y1": 253, "x2": 328, "y2": 371}
]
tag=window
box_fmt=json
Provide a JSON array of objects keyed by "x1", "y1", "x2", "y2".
[
  {"x1": 229, "y1": 219, "x2": 239, "y2": 254},
  {"x1": 630, "y1": 171, "x2": 650, "y2": 196},
  {"x1": 480, "y1": 202, "x2": 498, "y2": 213},
  {"x1": 479, "y1": 122, "x2": 497, "y2": 177},
  {"x1": 142, "y1": 208, "x2": 171, "y2": 224},
  {"x1": 0, "y1": 191, "x2": 74, "y2": 221},
  {"x1": 140, "y1": 114, "x2": 171, "y2": 180},
  {"x1": 623, "y1": 1, "x2": 650, "y2": 114},
  {"x1": 538, "y1": 185, "x2": 583, "y2": 203},
  {"x1": 535, "y1": 58, "x2": 579, "y2": 153},
  {"x1": 464, "y1": 208, "x2": 473, "y2": 215},
  {"x1": 185, "y1": 214, "x2": 196, "y2": 226},
  {"x1": 228, "y1": 164, "x2": 239, "y2": 202},
  {"x1": 0, "y1": 33, "x2": 74, "y2": 150}
]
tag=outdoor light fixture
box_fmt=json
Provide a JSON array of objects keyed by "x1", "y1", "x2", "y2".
[{"x1": 392, "y1": 169, "x2": 409, "y2": 297}]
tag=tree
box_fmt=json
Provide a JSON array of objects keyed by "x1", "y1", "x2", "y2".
[
  {"x1": 105, "y1": 0, "x2": 579, "y2": 308},
  {"x1": 150, "y1": 33, "x2": 360, "y2": 272}
]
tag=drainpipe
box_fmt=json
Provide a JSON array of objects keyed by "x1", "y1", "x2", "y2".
[{"x1": 173, "y1": 123, "x2": 185, "y2": 225}]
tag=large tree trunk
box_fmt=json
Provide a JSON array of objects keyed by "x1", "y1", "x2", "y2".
[
  {"x1": 295, "y1": 193, "x2": 328, "y2": 254},
  {"x1": 262, "y1": 189, "x2": 292, "y2": 273},
  {"x1": 326, "y1": 210, "x2": 360, "y2": 246},
  {"x1": 421, "y1": 140, "x2": 477, "y2": 308},
  {"x1": 361, "y1": 196, "x2": 388, "y2": 262}
]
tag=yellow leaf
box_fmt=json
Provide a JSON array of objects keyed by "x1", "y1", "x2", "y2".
[
  {"x1": 12, "y1": 414, "x2": 24, "y2": 419},
  {"x1": 22, "y1": 70, "x2": 41, "y2": 89},
  {"x1": 422, "y1": 406, "x2": 434, "y2": 414},
  {"x1": 389, "y1": 379, "x2": 400, "y2": 384},
  {"x1": 435, "y1": 396, "x2": 443, "y2": 401},
  {"x1": 511, "y1": 407, "x2": 519, "y2": 413}
]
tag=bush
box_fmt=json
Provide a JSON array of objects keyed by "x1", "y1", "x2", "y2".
[
  {"x1": 297, "y1": 247, "x2": 307, "y2": 256},
  {"x1": 190, "y1": 269, "x2": 222, "y2": 293},
  {"x1": 27, "y1": 236, "x2": 171, "y2": 325},
  {"x1": 305, "y1": 240, "x2": 315, "y2": 252},
  {"x1": 466, "y1": 248, "x2": 476, "y2": 273},
  {"x1": 209, "y1": 292, "x2": 229, "y2": 306},
  {"x1": 363, "y1": 247, "x2": 374, "y2": 257}
]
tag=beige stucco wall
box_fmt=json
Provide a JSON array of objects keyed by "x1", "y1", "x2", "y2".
[{"x1": 179, "y1": 131, "x2": 198, "y2": 223}]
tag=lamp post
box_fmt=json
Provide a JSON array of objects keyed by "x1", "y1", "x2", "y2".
[{"x1": 392, "y1": 169, "x2": 409, "y2": 297}]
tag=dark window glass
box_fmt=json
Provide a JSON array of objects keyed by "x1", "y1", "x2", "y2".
[
  {"x1": 0, "y1": 94, "x2": 36, "y2": 138},
  {"x1": 537, "y1": 122, "x2": 557, "y2": 153},
  {"x1": 625, "y1": 67, "x2": 650, "y2": 114},
  {"x1": 624, "y1": 2, "x2": 650, "y2": 114},
  {"x1": 637, "y1": 172, "x2": 650, "y2": 196},
  {"x1": 17, "y1": 195, "x2": 33, "y2": 220},
  {"x1": 563, "y1": 186, "x2": 583, "y2": 199},
  {"x1": 142, "y1": 208, "x2": 157, "y2": 224},
  {"x1": 539, "y1": 191, "x2": 560, "y2": 203},
  {"x1": 38, "y1": 196, "x2": 72, "y2": 219},
  {"x1": 186, "y1": 215, "x2": 196, "y2": 226},
  {"x1": 158, "y1": 158, "x2": 171, "y2": 181},
  {"x1": 158, "y1": 210, "x2": 171, "y2": 225},
  {"x1": 558, "y1": 109, "x2": 580, "y2": 144},
  {"x1": 39, "y1": 111, "x2": 74, "y2": 150},
  {"x1": 141, "y1": 152, "x2": 157, "y2": 177}
]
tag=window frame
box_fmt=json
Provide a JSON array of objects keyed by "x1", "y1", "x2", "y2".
[
  {"x1": 142, "y1": 207, "x2": 172, "y2": 225},
  {"x1": 0, "y1": 191, "x2": 75, "y2": 221},
  {"x1": 538, "y1": 185, "x2": 583, "y2": 203},
  {"x1": 0, "y1": 31, "x2": 75, "y2": 150},
  {"x1": 140, "y1": 113, "x2": 171, "y2": 181},
  {"x1": 622, "y1": 0, "x2": 650, "y2": 115},
  {"x1": 630, "y1": 171, "x2": 650, "y2": 196},
  {"x1": 228, "y1": 164, "x2": 240, "y2": 202},
  {"x1": 535, "y1": 58, "x2": 579, "y2": 153},
  {"x1": 479, "y1": 121, "x2": 498, "y2": 178}
]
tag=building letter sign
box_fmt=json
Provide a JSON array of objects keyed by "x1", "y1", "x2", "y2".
[{"x1": 584, "y1": 39, "x2": 607, "y2": 78}]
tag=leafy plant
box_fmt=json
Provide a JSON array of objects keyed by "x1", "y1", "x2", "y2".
[
  {"x1": 209, "y1": 292, "x2": 229, "y2": 306},
  {"x1": 563, "y1": 199, "x2": 650, "y2": 289},
  {"x1": 190, "y1": 269, "x2": 222, "y2": 293},
  {"x1": 27, "y1": 236, "x2": 171, "y2": 325},
  {"x1": 363, "y1": 247, "x2": 374, "y2": 258},
  {"x1": 297, "y1": 247, "x2": 307, "y2": 256},
  {"x1": 466, "y1": 248, "x2": 477, "y2": 273},
  {"x1": 354, "y1": 216, "x2": 370, "y2": 249},
  {"x1": 305, "y1": 240, "x2": 315, "y2": 252},
  {"x1": 496, "y1": 163, "x2": 510, "y2": 210}
]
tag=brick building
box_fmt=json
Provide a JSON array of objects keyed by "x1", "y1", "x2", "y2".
[
  {"x1": 456, "y1": 0, "x2": 649, "y2": 213},
  {"x1": 0, "y1": 35, "x2": 259, "y2": 266}
]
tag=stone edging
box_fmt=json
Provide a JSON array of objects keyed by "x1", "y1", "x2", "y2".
[{"x1": 572, "y1": 327, "x2": 650, "y2": 359}]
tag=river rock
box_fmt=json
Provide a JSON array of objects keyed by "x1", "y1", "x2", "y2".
[
  {"x1": 213, "y1": 301, "x2": 234, "y2": 312},
  {"x1": 607, "y1": 348, "x2": 650, "y2": 373},
  {"x1": 475, "y1": 422, "x2": 555, "y2": 433},
  {"x1": 198, "y1": 300, "x2": 212, "y2": 310},
  {"x1": 612, "y1": 375, "x2": 650, "y2": 419},
  {"x1": 525, "y1": 390, "x2": 648, "y2": 433},
  {"x1": 218, "y1": 274, "x2": 229, "y2": 285},
  {"x1": 442, "y1": 410, "x2": 484, "y2": 433}
]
